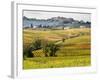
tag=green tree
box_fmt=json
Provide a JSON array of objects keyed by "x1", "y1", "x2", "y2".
[
  {"x1": 62, "y1": 26, "x2": 64, "y2": 30},
  {"x1": 23, "y1": 45, "x2": 34, "y2": 59},
  {"x1": 43, "y1": 45, "x2": 49, "y2": 57},
  {"x1": 32, "y1": 38, "x2": 42, "y2": 50},
  {"x1": 48, "y1": 43, "x2": 59, "y2": 57},
  {"x1": 30, "y1": 24, "x2": 33, "y2": 28},
  {"x1": 27, "y1": 47, "x2": 34, "y2": 57},
  {"x1": 41, "y1": 40, "x2": 49, "y2": 57},
  {"x1": 62, "y1": 38, "x2": 65, "y2": 42}
]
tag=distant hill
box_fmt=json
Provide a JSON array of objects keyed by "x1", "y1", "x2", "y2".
[{"x1": 23, "y1": 16, "x2": 91, "y2": 28}]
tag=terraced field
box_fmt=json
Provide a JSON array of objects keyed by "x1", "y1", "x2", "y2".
[{"x1": 23, "y1": 28, "x2": 91, "y2": 69}]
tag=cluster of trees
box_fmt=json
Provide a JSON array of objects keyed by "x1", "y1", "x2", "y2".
[
  {"x1": 38, "y1": 24, "x2": 50, "y2": 28},
  {"x1": 42, "y1": 41, "x2": 59, "y2": 57},
  {"x1": 30, "y1": 24, "x2": 51, "y2": 29},
  {"x1": 23, "y1": 38, "x2": 59, "y2": 59}
]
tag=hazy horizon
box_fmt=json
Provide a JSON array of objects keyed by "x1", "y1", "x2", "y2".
[{"x1": 23, "y1": 10, "x2": 91, "y2": 22}]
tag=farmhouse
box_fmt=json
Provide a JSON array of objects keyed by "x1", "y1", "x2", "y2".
[
  {"x1": 33, "y1": 25, "x2": 37, "y2": 28},
  {"x1": 64, "y1": 27, "x2": 70, "y2": 29},
  {"x1": 80, "y1": 26, "x2": 86, "y2": 28}
]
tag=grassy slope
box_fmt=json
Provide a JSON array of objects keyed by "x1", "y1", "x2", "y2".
[
  {"x1": 24, "y1": 56, "x2": 90, "y2": 69},
  {"x1": 23, "y1": 28, "x2": 91, "y2": 69}
]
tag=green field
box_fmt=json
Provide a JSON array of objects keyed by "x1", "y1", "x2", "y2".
[{"x1": 23, "y1": 28, "x2": 91, "y2": 69}]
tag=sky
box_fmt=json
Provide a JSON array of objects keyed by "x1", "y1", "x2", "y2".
[{"x1": 23, "y1": 10, "x2": 91, "y2": 22}]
